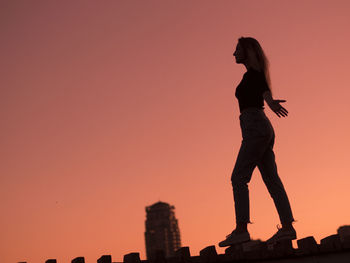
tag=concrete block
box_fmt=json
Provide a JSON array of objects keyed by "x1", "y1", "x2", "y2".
[
  {"x1": 224, "y1": 245, "x2": 234, "y2": 255},
  {"x1": 217, "y1": 254, "x2": 234, "y2": 263},
  {"x1": 297, "y1": 236, "x2": 319, "y2": 255},
  {"x1": 46, "y1": 260, "x2": 57, "y2": 263},
  {"x1": 259, "y1": 242, "x2": 273, "y2": 259},
  {"x1": 72, "y1": 257, "x2": 85, "y2": 263},
  {"x1": 153, "y1": 249, "x2": 166, "y2": 263},
  {"x1": 267, "y1": 242, "x2": 274, "y2": 251},
  {"x1": 188, "y1": 256, "x2": 200, "y2": 263},
  {"x1": 97, "y1": 255, "x2": 112, "y2": 263},
  {"x1": 242, "y1": 240, "x2": 267, "y2": 260},
  {"x1": 174, "y1": 247, "x2": 191, "y2": 263},
  {"x1": 165, "y1": 256, "x2": 178, "y2": 263},
  {"x1": 269, "y1": 239, "x2": 294, "y2": 258},
  {"x1": 338, "y1": 225, "x2": 350, "y2": 246},
  {"x1": 320, "y1": 234, "x2": 342, "y2": 253},
  {"x1": 242, "y1": 240, "x2": 262, "y2": 252},
  {"x1": 340, "y1": 235, "x2": 350, "y2": 249},
  {"x1": 336, "y1": 225, "x2": 350, "y2": 250},
  {"x1": 123, "y1": 253, "x2": 140, "y2": 263},
  {"x1": 224, "y1": 243, "x2": 244, "y2": 261},
  {"x1": 255, "y1": 242, "x2": 269, "y2": 259},
  {"x1": 242, "y1": 250, "x2": 260, "y2": 260},
  {"x1": 199, "y1": 245, "x2": 218, "y2": 263}
]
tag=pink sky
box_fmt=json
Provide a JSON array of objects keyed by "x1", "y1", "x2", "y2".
[{"x1": 1, "y1": 1, "x2": 350, "y2": 262}]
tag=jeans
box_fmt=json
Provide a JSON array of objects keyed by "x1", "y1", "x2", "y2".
[{"x1": 231, "y1": 108, "x2": 295, "y2": 225}]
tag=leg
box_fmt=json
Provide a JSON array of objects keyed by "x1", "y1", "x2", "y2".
[
  {"x1": 231, "y1": 136, "x2": 270, "y2": 225},
  {"x1": 257, "y1": 136, "x2": 295, "y2": 225}
]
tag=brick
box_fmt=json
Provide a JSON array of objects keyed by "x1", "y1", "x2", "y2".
[
  {"x1": 269, "y1": 239, "x2": 294, "y2": 258},
  {"x1": 165, "y1": 256, "x2": 178, "y2": 263},
  {"x1": 217, "y1": 253, "x2": 234, "y2": 263},
  {"x1": 224, "y1": 244, "x2": 236, "y2": 255},
  {"x1": 242, "y1": 240, "x2": 262, "y2": 252},
  {"x1": 242, "y1": 250, "x2": 260, "y2": 260},
  {"x1": 72, "y1": 257, "x2": 85, "y2": 263},
  {"x1": 98, "y1": 255, "x2": 112, "y2": 263},
  {"x1": 257, "y1": 242, "x2": 269, "y2": 259},
  {"x1": 224, "y1": 243, "x2": 244, "y2": 261},
  {"x1": 123, "y1": 253, "x2": 140, "y2": 263},
  {"x1": 266, "y1": 242, "x2": 274, "y2": 251},
  {"x1": 320, "y1": 234, "x2": 342, "y2": 253},
  {"x1": 338, "y1": 225, "x2": 350, "y2": 246},
  {"x1": 153, "y1": 249, "x2": 166, "y2": 263},
  {"x1": 188, "y1": 256, "x2": 200, "y2": 263},
  {"x1": 297, "y1": 236, "x2": 319, "y2": 255},
  {"x1": 199, "y1": 245, "x2": 218, "y2": 263},
  {"x1": 174, "y1": 247, "x2": 191, "y2": 263},
  {"x1": 242, "y1": 240, "x2": 267, "y2": 260},
  {"x1": 340, "y1": 235, "x2": 350, "y2": 249},
  {"x1": 259, "y1": 242, "x2": 273, "y2": 259}
]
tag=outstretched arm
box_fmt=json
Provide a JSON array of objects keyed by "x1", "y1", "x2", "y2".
[{"x1": 263, "y1": 90, "x2": 288, "y2": 118}]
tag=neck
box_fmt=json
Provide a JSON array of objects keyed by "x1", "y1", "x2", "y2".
[{"x1": 244, "y1": 63, "x2": 253, "y2": 71}]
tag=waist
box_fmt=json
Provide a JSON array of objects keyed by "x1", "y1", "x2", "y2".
[
  {"x1": 240, "y1": 107, "x2": 265, "y2": 115},
  {"x1": 239, "y1": 107, "x2": 267, "y2": 121}
]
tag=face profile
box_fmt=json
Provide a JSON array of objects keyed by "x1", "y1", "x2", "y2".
[{"x1": 233, "y1": 43, "x2": 246, "y2": 64}]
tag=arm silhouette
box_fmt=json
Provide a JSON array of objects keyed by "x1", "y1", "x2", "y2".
[{"x1": 263, "y1": 91, "x2": 288, "y2": 118}]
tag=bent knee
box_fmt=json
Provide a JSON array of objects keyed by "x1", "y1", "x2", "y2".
[{"x1": 231, "y1": 172, "x2": 250, "y2": 187}]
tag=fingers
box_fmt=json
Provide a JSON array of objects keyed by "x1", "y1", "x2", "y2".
[
  {"x1": 279, "y1": 110, "x2": 288, "y2": 117},
  {"x1": 280, "y1": 106, "x2": 288, "y2": 116},
  {"x1": 275, "y1": 109, "x2": 288, "y2": 117},
  {"x1": 274, "y1": 106, "x2": 288, "y2": 117},
  {"x1": 269, "y1": 100, "x2": 288, "y2": 117}
]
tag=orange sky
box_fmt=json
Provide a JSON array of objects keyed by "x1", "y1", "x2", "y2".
[{"x1": 1, "y1": 1, "x2": 350, "y2": 262}]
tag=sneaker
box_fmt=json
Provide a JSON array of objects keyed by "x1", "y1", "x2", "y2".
[
  {"x1": 218, "y1": 229, "x2": 250, "y2": 247},
  {"x1": 266, "y1": 224, "x2": 297, "y2": 244}
]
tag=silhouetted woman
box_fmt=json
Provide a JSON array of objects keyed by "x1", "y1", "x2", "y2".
[{"x1": 219, "y1": 37, "x2": 296, "y2": 247}]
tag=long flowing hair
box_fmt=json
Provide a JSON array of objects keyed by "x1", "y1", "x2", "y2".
[{"x1": 238, "y1": 37, "x2": 272, "y2": 94}]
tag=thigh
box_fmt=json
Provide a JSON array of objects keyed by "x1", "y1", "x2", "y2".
[
  {"x1": 232, "y1": 136, "x2": 271, "y2": 183},
  {"x1": 241, "y1": 117, "x2": 273, "y2": 141},
  {"x1": 257, "y1": 145, "x2": 279, "y2": 181}
]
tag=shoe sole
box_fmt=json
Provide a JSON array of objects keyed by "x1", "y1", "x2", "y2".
[{"x1": 218, "y1": 236, "x2": 251, "y2": 247}]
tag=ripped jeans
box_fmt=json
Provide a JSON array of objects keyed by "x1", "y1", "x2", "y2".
[{"x1": 231, "y1": 108, "x2": 295, "y2": 225}]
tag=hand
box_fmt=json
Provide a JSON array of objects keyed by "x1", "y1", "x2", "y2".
[{"x1": 268, "y1": 99, "x2": 288, "y2": 117}]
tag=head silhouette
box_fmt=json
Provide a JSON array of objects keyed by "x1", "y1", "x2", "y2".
[{"x1": 233, "y1": 37, "x2": 272, "y2": 92}]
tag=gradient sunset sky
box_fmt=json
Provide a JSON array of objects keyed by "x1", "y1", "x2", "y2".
[{"x1": 1, "y1": 1, "x2": 350, "y2": 262}]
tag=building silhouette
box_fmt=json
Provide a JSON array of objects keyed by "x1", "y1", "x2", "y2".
[{"x1": 144, "y1": 201, "x2": 181, "y2": 260}]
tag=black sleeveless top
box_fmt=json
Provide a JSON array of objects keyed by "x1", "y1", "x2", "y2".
[{"x1": 235, "y1": 69, "x2": 270, "y2": 113}]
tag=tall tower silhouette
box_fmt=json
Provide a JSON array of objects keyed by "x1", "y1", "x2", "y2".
[{"x1": 144, "y1": 201, "x2": 181, "y2": 260}]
